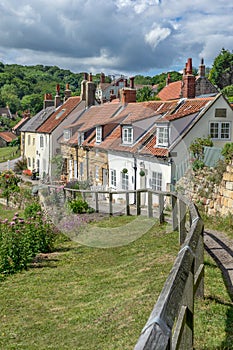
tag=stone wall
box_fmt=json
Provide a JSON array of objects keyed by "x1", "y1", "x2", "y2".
[{"x1": 177, "y1": 161, "x2": 233, "y2": 217}]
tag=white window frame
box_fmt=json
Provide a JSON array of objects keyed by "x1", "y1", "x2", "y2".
[
  {"x1": 209, "y1": 121, "x2": 231, "y2": 140},
  {"x1": 157, "y1": 126, "x2": 169, "y2": 147},
  {"x1": 122, "y1": 126, "x2": 133, "y2": 144},
  {"x1": 122, "y1": 172, "x2": 129, "y2": 190},
  {"x1": 110, "y1": 169, "x2": 116, "y2": 187},
  {"x1": 64, "y1": 129, "x2": 71, "y2": 140},
  {"x1": 151, "y1": 171, "x2": 162, "y2": 191},
  {"x1": 95, "y1": 166, "x2": 99, "y2": 181},
  {"x1": 96, "y1": 126, "x2": 102, "y2": 143},
  {"x1": 40, "y1": 135, "x2": 44, "y2": 148}
]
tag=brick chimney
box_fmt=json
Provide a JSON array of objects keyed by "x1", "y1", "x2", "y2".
[
  {"x1": 54, "y1": 84, "x2": 62, "y2": 108},
  {"x1": 129, "y1": 77, "x2": 135, "y2": 89},
  {"x1": 166, "y1": 73, "x2": 171, "y2": 86},
  {"x1": 181, "y1": 58, "x2": 196, "y2": 98},
  {"x1": 100, "y1": 73, "x2": 105, "y2": 83},
  {"x1": 64, "y1": 83, "x2": 72, "y2": 101},
  {"x1": 83, "y1": 72, "x2": 88, "y2": 80},
  {"x1": 120, "y1": 88, "x2": 136, "y2": 104},
  {"x1": 86, "y1": 81, "x2": 96, "y2": 107},
  {"x1": 43, "y1": 93, "x2": 54, "y2": 109},
  {"x1": 198, "y1": 58, "x2": 205, "y2": 77}
]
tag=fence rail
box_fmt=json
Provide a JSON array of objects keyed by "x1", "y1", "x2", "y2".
[{"x1": 44, "y1": 186, "x2": 204, "y2": 349}]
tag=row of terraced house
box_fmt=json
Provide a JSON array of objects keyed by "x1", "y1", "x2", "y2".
[{"x1": 19, "y1": 58, "x2": 233, "y2": 204}]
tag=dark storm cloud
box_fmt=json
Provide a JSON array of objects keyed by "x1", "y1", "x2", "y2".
[{"x1": 0, "y1": 0, "x2": 232, "y2": 75}]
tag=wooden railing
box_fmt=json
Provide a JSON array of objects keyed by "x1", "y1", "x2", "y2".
[{"x1": 45, "y1": 186, "x2": 204, "y2": 349}]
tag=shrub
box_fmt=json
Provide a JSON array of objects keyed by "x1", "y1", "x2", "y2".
[
  {"x1": 66, "y1": 198, "x2": 90, "y2": 214},
  {"x1": 221, "y1": 142, "x2": 233, "y2": 163},
  {"x1": 0, "y1": 208, "x2": 55, "y2": 276}
]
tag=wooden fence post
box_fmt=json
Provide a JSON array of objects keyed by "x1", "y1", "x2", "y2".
[
  {"x1": 172, "y1": 195, "x2": 178, "y2": 231},
  {"x1": 109, "y1": 192, "x2": 113, "y2": 216},
  {"x1": 136, "y1": 191, "x2": 141, "y2": 216},
  {"x1": 147, "y1": 191, "x2": 153, "y2": 218},
  {"x1": 95, "y1": 192, "x2": 99, "y2": 213},
  {"x1": 159, "y1": 194, "x2": 165, "y2": 224},
  {"x1": 178, "y1": 199, "x2": 187, "y2": 244},
  {"x1": 125, "y1": 192, "x2": 130, "y2": 216}
]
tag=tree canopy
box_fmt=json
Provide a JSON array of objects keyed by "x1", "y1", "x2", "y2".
[{"x1": 209, "y1": 48, "x2": 233, "y2": 89}]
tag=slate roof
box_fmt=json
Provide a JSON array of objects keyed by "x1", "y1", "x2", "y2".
[
  {"x1": 12, "y1": 116, "x2": 30, "y2": 132},
  {"x1": 20, "y1": 106, "x2": 55, "y2": 132},
  {"x1": 0, "y1": 131, "x2": 17, "y2": 142},
  {"x1": 37, "y1": 96, "x2": 81, "y2": 133}
]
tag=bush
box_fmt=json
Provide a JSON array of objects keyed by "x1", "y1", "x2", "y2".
[
  {"x1": 221, "y1": 142, "x2": 233, "y2": 163},
  {"x1": 66, "y1": 198, "x2": 90, "y2": 214},
  {"x1": 0, "y1": 208, "x2": 55, "y2": 276}
]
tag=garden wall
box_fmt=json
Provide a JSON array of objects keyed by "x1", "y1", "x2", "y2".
[{"x1": 177, "y1": 161, "x2": 233, "y2": 217}]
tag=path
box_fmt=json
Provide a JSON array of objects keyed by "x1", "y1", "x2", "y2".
[{"x1": 204, "y1": 230, "x2": 233, "y2": 300}]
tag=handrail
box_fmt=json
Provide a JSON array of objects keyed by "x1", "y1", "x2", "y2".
[{"x1": 44, "y1": 186, "x2": 204, "y2": 349}]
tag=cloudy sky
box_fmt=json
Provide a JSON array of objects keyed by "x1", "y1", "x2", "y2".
[{"x1": 0, "y1": 0, "x2": 232, "y2": 76}]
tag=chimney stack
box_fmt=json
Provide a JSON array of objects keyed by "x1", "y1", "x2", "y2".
[
  {"x1": 124, "y1": 79, "x2": 128, "y2": 87},
  {"x1": 100, "y1": 73, "x2": 105, "y2": 84},
  {"x1": 83, "y1": 72, "x2": 88, "y2": 80},
  {"x1": 198, "y1": 58, "x2": 205, "y2": 77},
  {"x1": 55, "y1": 84, "x2": 62, "y2": 108},
  {"x1": 181, "y1": 58, "x2": 196, "y2": 99},
  {"x1": 120, "y1": 88, "x2": 136, "y2": 105},
  {"x1": 89, "y1": 73, "x2": 93, "y2": 82},
  {"x1": 129, "y1": 77, "x2": 135, "y2": 89},
  {"x1": 64, "y1": 83, "x2": 72, "y2": 101},
  {"x1": 166, "y1": 73, "x2": 171, "y2": 86},
  {"x1": 43, "y1": 93, "x2": 54, "y2": 109}
]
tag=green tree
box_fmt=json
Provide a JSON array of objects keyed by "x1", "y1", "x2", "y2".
[
  {"x1": 209, "y1": 48, "x2": 233, "y2": 89},
  {"x1": 136, "y1": 86, "x2": 155, "y2": 102}
]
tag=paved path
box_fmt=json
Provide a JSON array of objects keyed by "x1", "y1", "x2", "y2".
[{"x1": 204, "y1": 230, "x2": 233, "y2": 300}]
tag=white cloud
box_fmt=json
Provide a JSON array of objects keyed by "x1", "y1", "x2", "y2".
[
  {"x1": 145, "y1": 26, "x2": 171, "y2": 49},
  {"x1": 0, "y1": 0, "x2": 232, "y2": 75}
]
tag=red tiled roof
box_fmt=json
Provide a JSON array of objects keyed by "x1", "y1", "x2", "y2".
[
  {"x1": 75, "y1": 103, "x2": 122, "y2": 132},
  {"x1": 139, "y1": 136, "x2": 168, "y2": 157},
  {"x1": 37, "y1": 96, "x2": 81, "y2": 133},
  {"x1": 161, "y1": 97, "x2": 214, "y2": 121},
  {"x1": 0, "y1": 131, "x2": 17, "y2": 142},
  {"x1": 157, "y1": 81, "x2": 182, "y2": 100}
]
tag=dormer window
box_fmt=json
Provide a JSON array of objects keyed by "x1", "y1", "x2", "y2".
[
  {"x1": 64, "y1": 129, "x2": 71, "y2": 140},
  {"x1": 96, "y1": 126, "x2": 102, "y2": 143},
  {"x1": 78, "y1": 132, "x2": 85, "y2": 146},
  {"x1": 156, "y1": 126, "x2": 169, "y2": 147},
  {"x1": 122, "y1": 126, "x2": 133, "y2": 144}
]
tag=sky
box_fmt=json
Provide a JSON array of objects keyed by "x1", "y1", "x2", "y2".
[{"x1": 0, "y1": 0, "x2": 232, "y2": 77}]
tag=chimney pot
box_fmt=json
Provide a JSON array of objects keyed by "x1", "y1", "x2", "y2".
[
  {"x1": 186, "y1": 58, "x2": 193, "y2": 75},
  {"x1": 100, "y1": 73, "x2": 105, "y2": 83},
  {"x1": 130, "y1": 77, "x2": 135, "y2": 89},
  {"x1": 89, "y1": 73, "x2": 93, "y2": 82}
]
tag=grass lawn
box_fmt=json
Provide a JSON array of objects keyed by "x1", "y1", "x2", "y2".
[
  {"x1": 0, "y1": 209, "x2": 232, "y2": 349},
  {"x1": 0, "y1": 146, "x2": 20, "y2": 163}
]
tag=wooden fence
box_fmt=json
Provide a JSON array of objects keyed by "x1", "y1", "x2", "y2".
[{"x1": 45, "y1": 186, "x2": 204, "y2": 349}]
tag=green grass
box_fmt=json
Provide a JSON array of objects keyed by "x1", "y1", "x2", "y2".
[
  {"x1": 0, "y1": 209, "x2": 232, "y2": 349},
  {"x1": 0, "y1": 215, "x2": 179, "y2": 350},
  {"x1": 0, "y1": 146, "x2": 20, "y2": 163},
  {"x1": 195, "y1": 254, "x2": 233, "y2": 349}
]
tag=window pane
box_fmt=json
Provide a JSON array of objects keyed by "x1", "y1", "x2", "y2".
[
  {"x1": 221, "y1": 123, "x2": 230, "y2": 139},
  {"x1": 210, "y1": 123, "x2": 218, "y2": 138},
  {"x1": 151, "y1": 171, "x2": 162, "y2": 191}
]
